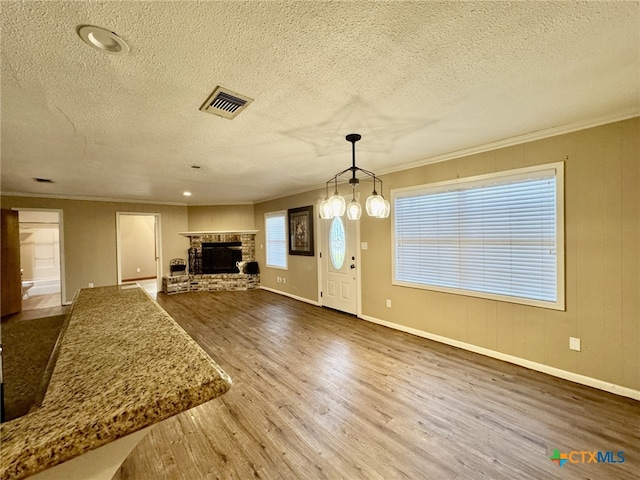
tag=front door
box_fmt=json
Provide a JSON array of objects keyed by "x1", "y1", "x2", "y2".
[{"x1": 319, "y1": 211, "x2": 358, "y2": 315}]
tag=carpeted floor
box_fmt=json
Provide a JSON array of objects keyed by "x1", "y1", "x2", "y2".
[{"x1": 1, "y1": 314, "x2": 66, "y2": 422}]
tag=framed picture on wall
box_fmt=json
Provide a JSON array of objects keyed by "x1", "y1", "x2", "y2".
[{"x1": 288, "y1": 206, "x2": 314, "y2": 256}]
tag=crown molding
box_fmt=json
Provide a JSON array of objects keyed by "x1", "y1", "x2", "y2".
[
  {"x1": 0, "y1": 191, "x2": 187, "y2": 206},
  {"x1": 376, "y1": 110, "x2": 640, "y2": 176}
]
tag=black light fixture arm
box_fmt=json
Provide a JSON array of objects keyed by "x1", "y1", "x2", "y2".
[
  {"x1": 320, "y1": 132, "x2": 389, "y2": 219},
  {"x1": 324, "y1": 133, "x2": 379, "y2": 191}
]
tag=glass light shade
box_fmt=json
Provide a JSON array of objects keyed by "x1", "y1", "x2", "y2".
[
  {"x1": 365, "y1": 194, "x2": 385, "y2": 217},
  {"x1": 346, "y1": 200, "x2": 362, "y2": 220},
  {"x1": 377, "y1": 199, "x2": 390, "y2": 218},
  {"x1": 328, "y1": 194, "x2": 346, "y2": 217},
  {"x1": 319, "y1": 199, "x2": 333, "y2": 219}
]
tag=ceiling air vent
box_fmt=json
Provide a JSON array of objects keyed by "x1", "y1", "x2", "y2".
[{"x1": 199, "y1": 86, "x2": 253, "y2": 120}]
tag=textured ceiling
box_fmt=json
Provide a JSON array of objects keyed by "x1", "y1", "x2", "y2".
[{"x1": 1, "y1": 1, "x2": 638, "y2": 205}]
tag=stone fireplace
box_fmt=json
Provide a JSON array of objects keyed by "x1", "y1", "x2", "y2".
[
  {"x1": 162, "y1": 230, "x2": 259, "y2": 294},
  {"x1": 187, "y1": 233, "x2": 256, "y2": 274}
]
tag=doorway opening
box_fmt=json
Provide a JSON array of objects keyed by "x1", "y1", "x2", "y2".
[
  {"x1": 116, "y1": 213, "x2": 162, "y2": 298},
  {"x1": 18, "y1": 210, "x2": 65, "y2": 311}
]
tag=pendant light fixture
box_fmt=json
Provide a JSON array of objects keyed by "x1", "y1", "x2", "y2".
[
  {"x1": 365, "y1": 176, "x2": 386, "y2": 217},
  {"x1": 319, "y1": 134, "x2": 390, "y2": 220},
  {"x1": 346, "y1": 183, "x2": 363, "y2": 220},
  {"x1": 328, "y1": 177, "x2": 346, "y2": 217}
]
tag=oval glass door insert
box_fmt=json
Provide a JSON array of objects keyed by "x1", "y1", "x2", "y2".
[{"x1": 329, "y1": 216, "x2": 346, "y2": 270}]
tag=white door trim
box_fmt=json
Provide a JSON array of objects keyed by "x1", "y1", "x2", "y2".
[
  {"x1": 316, "y1": 200, "x2": 362, "y2": 317},
  {"x1": 115, "y1": 212, "x2": 162, "y2": 289},
  {"x1": 12, "y1": 207, "x2": 67, "y2": 305},
  {"x1": 316, "y1": 201, "x2": 323, "y2": 305}
]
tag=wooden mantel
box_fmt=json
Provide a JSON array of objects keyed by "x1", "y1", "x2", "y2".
[{"x1": 178, "y1": 230, "x2": 258, "y2": 237}]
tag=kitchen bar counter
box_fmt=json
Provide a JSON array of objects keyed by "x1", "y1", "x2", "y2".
[{"x1": 0, "y1": 285, "x2": 232, "y2": 480}]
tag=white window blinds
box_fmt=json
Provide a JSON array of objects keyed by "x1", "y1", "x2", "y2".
[
  {"x1": 393, "y1": 163, "x2": 564, "y2": 310},
  {"x1": 265, "y1": 211, "x2": 287, "y2": 269}
]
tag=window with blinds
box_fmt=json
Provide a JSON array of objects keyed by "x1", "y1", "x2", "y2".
[
  {"x1": 392, "y1": 163, "x2": 564, "y2": 310},
  {"x1": 265, "y1": 211, "x2": 287, "y2": 269}
]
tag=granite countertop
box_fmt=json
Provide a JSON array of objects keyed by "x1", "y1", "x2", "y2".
[{"x1": 0, "y1": 285, "x2": 232, "y2": 480}]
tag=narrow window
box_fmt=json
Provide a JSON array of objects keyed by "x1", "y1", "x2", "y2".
[{"x1": 265, "y1": 211, "x2": 287, "y2": 269}]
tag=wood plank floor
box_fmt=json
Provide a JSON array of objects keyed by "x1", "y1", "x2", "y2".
[
  {"x1": 21, "y1": 292, "x2": 61, "y2": 311},
  {"x1": 115, "y1": 290, "x2": 639, "y2": 480}
]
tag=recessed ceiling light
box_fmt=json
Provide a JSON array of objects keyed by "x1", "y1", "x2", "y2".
[
  {"x1": 77, "y1": 25, "x2": 129, "y2": 55},
  {"x1": 183, "y1": 191, "x2": 192, "y2": 197}
]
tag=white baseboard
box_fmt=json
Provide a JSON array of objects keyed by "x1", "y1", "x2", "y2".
[
  {"x1": 259, "y1": 286, "x2": 321, "y2": 306},
  {"x1": 360, "y1": 314, "x2": 640, "y2": 402}
]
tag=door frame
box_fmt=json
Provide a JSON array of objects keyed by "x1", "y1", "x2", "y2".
[
  {"x1": 115, "y1": 212, "x2": 162, "y2": 290},
  {"x1": 12, "y1": 208, "x2": 67, "y2": 305},
  {"x1": 316, "y1": 199, "x2": 362, "y2": 317}
]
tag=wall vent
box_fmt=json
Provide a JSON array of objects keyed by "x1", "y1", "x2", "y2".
[{"x1": 199, "y1": 86, "x2": 253, "y2": 119}]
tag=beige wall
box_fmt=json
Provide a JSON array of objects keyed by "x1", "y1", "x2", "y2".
[
  {"x1": 187, "y1": 205, "x2": 255, "y2": 231},
  {"x1": 0, "y1": 196, "x2": 189, "y2": 303},
  {"x1": 120, "y1": 214, "x2": 157, "y2": 281},
  {"x1": 255, "y1": 117, "x2": 639, "y2": 392},
  {"x1": 359, "y1": 118, "x2": 639, "y2": 391},
  {"x1": 1, "y1": 118, "x2": 637, "y2": 392},
  {"x1": 253, "y1": 191, "x2": 322, "y2": 301}
]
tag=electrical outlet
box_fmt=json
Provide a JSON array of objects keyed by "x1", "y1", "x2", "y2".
[
  {"x1": 136, "y1": 267, "x2": 141, "y2": 273},
  {"x1": 361, "y1": 242, "x2": 368, "y2": 250},
  {"x1": 88, "y1": 282, "x2": 94, "y2": 288},
  {"x1": 282, "y1": 278, "x2": 286, "y2": 284},
  {"x1": 569, "y1": 337, "x2": 581, "y2": 351},
  {"x1": 386, "y1": 299, "x2": 392, "y2": 308}
]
